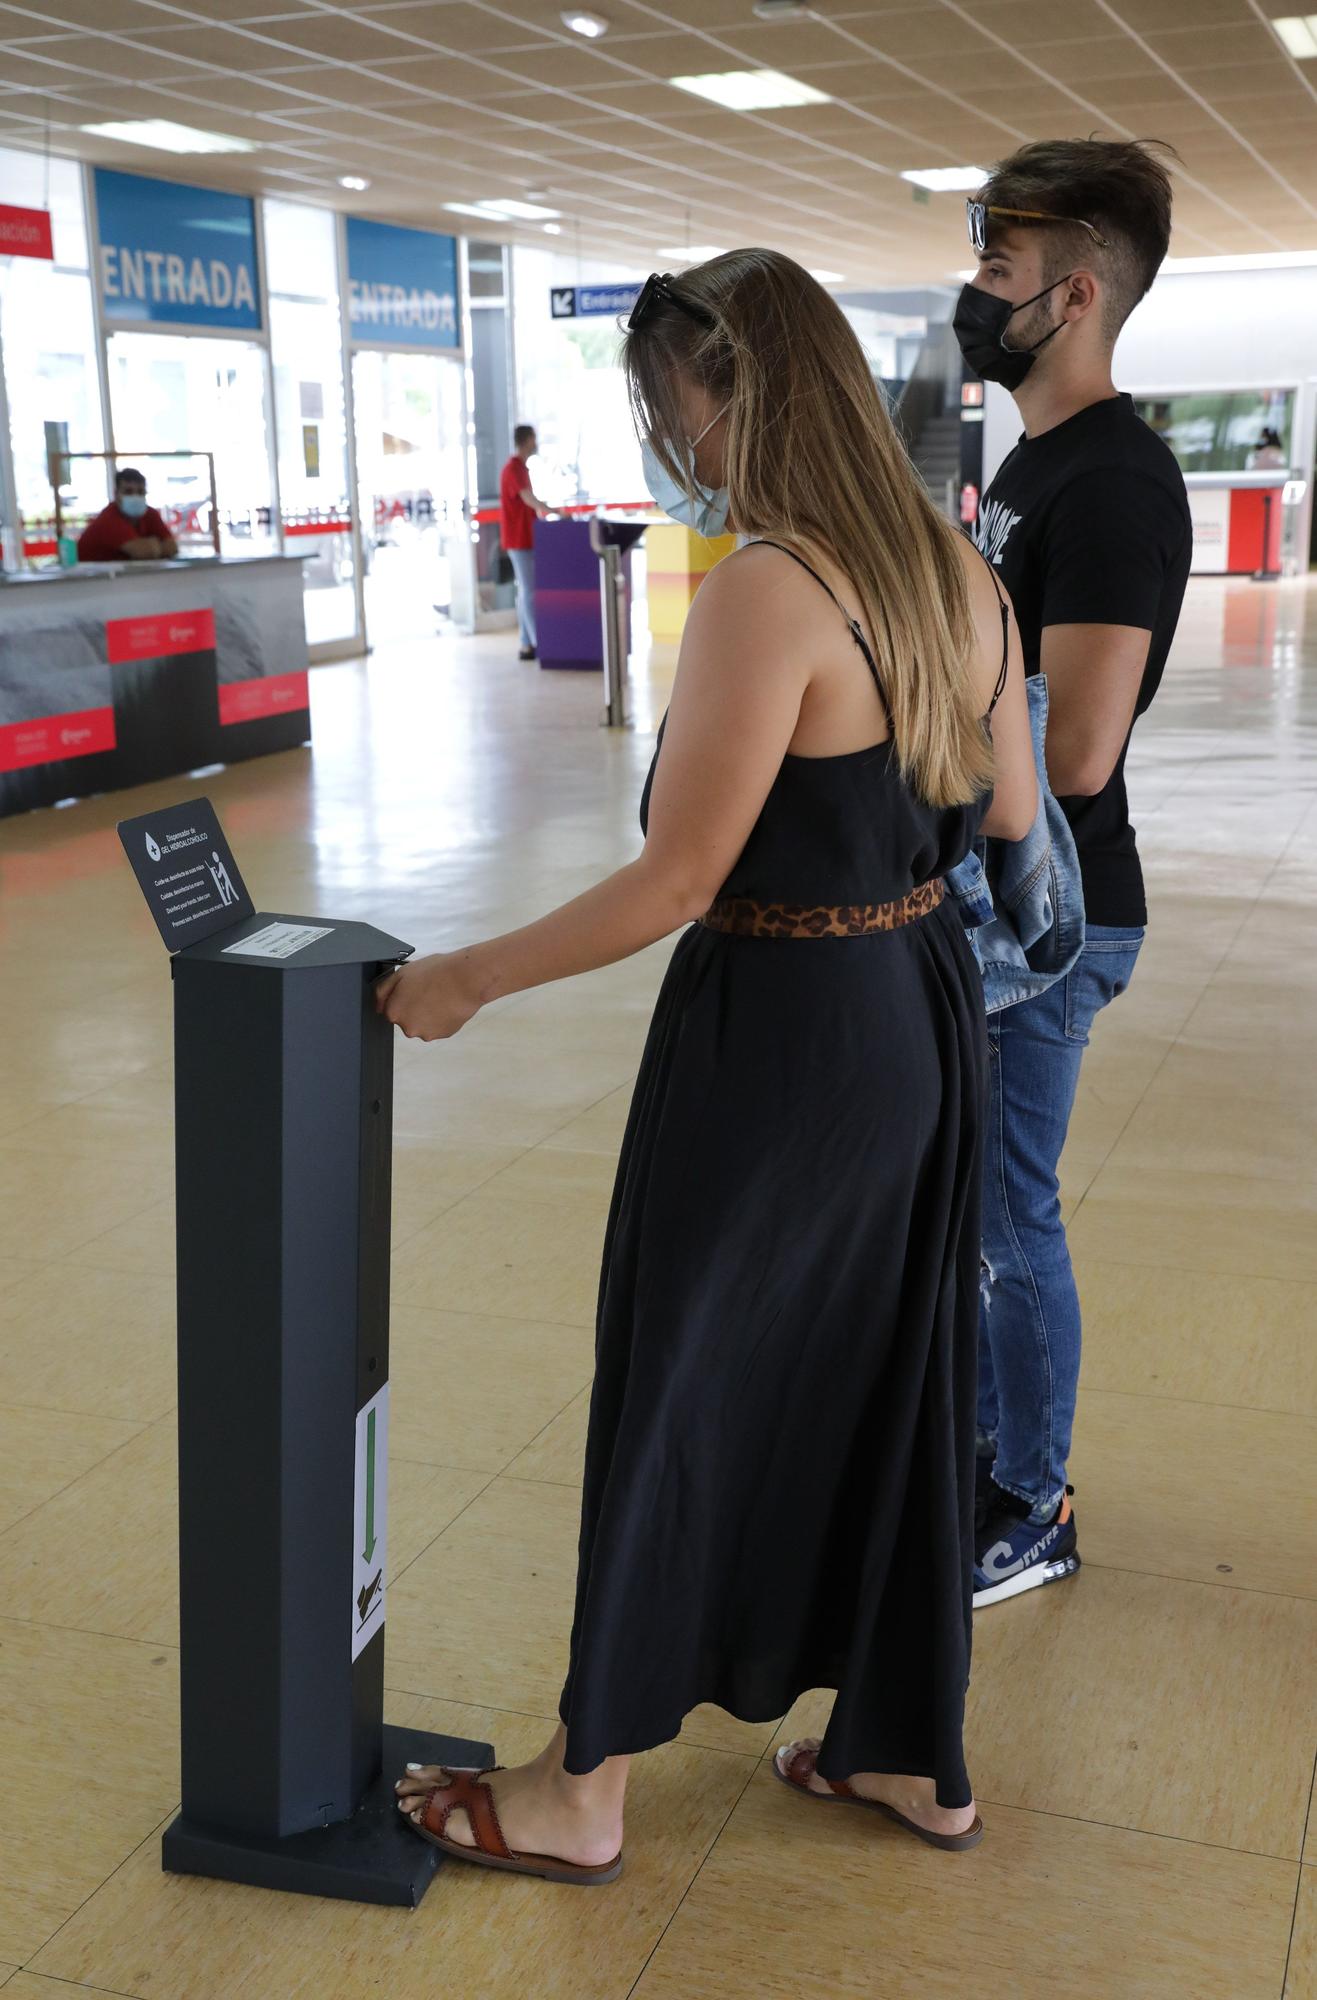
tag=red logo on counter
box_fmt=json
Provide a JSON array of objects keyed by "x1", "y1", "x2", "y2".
[
  {"x1": 0, "y1": 205, "x2": 54, "y2": 261},
  {"x1": 106, "y1": 607, "x2": 216, "y2": 664},
  {"x1": 218, "y1": 670, "x2": 310, "y2": 727},
  {"x1": 0, "y1": 704, "x2": 116, "y2": 773}
]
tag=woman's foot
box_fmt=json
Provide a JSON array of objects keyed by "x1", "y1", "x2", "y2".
[
  {"x1": 774, "y1": 1738, "x2": 979, "y2": 1840},
  {"x1": 396, "y1": 1727, "x2": 626, "y2": 1869}
]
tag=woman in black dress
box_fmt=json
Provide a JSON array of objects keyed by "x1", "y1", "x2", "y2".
[{"x1": 384, "y1": 250, "x2": 1036, "y2": 1883}]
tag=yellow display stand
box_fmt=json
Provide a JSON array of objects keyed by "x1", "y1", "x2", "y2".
[{"x1": 646, "y1": 521, "x2": 737, "y2": 643}]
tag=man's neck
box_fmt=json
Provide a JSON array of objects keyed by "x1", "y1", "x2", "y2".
[{"x1": 1013, "y1": 361, "x2": 1120, "y2": 440}]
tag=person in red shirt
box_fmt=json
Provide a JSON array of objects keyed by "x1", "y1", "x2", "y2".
[
  {"x1": 77, "y1": 466, "x2": 179, "y2": 564},
  {"x1": 499, "y1": 424, "x2": 550, "y2": 658}
]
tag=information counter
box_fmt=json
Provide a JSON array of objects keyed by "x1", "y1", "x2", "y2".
[
  {"x1": 1183, "y1": 470, "x2": 1286, "y2": 575},
  {"x1": 0, "y1": 554, "x2": 309, "y2": 817}
]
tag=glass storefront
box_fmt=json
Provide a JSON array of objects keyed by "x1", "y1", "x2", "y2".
[
  {"x1": 352, "y1": 348, "x2": 467, "y2": 646},
  {"x1": 1132, "y1": 389, "x2": 1295, "y2": 474},
  {"x1": 265, "y1": 200, "x2": 358, "y2": 649},
  {"x1": 106, "y1": 330, "x2": 278, "y2": 557},
  {"x1": 511, "y1": 246, "x2": 645, "y2": 508}
]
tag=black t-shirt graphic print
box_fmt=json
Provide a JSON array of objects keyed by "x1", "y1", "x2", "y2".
[{"x1": 975, "y1": 392, "x2": 1192, "y2": 927}]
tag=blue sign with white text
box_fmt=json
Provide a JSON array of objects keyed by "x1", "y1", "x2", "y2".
[
  {"x1": 550, "y1": 284, "x2": 641, "y2": 320},
  {"x1": 94, "y1": 169, "x2": 261, "y2": 330},
  {"x1": 346, "y1": 217, "x2": 459, "y2": 349}
]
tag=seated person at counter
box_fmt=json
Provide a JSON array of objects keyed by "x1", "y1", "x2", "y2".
[{"x1": 77, "y1": 467, "x2": 179, "y2": 563}]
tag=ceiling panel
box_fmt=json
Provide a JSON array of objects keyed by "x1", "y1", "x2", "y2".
[{"x1": 0, "y1": 0, "x2": 1311, "y2": 282}]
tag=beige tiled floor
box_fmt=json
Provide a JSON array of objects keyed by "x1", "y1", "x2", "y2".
[{"x1": 1, "y1": 575, "x2": 1315, "y2": 1996}]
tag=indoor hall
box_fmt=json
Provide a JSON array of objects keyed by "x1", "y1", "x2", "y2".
[
  {"x1": 0, "y1": 576, "x2": 1314, "y2": 1999},
  {"x1": 2, "y1": 0, "x2": 1317, "y2": 1994}
]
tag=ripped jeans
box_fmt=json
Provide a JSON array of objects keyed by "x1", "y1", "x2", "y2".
[{"x1": 977, "y1": 924, "x2": 1144, "y2": 1518}]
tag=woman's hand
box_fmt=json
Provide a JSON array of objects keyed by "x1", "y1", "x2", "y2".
[{"x1": 375, "y1": 951, "x2": 485, "y2": 1041}]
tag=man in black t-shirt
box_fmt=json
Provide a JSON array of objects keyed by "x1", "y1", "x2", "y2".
[{"x1": 952, "y1": 139, "x2": 1192, "y2": 1609}]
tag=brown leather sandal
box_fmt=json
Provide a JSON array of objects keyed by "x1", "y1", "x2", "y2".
[
  {"x1": 405, "y1": 1767, "x2": 624, "y2": 1886},
  {"x1": 773, "y1": 1743, "x2": 984, "y2": 1852}
]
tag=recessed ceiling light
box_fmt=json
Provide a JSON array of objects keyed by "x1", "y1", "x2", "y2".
[
  {"x1": 1271, "y1": 14, "x2": 1317, "y2": 57},
  {"x1": 338, "y1": 175, "x2": 370, "y2": 192},
  {"x1": 81, "y1": 118, "x2": 255, "y2": 155},
  {"x1": 810, "y1": 268, "x2": 845, "y2": 284},
  {"x1": 669, "y1": 69, "x2": 832, "y2": 110},
  {"x1": 543, "y1": 223, "x2": 563, "y2": 235},
  {"x1": 562, "y1": 9, "x2": 609, "y2": 35},
  {"x1": 900, "y1": 166, "x2": 987, "y2": 193},
  {"x1": 656, "y1": 244, "x2": 727, "y2": 261},
  {"x1": 479, "y1": 197, "x2": 560, "y2": 220}
]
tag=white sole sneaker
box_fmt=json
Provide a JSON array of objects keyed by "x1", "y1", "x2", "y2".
[{"x1": 972, "y1": 1550, "x2": 1081, "y2": 1611}]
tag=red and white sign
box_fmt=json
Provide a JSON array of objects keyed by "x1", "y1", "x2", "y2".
[
  {"x1": 106, "y1": 607, "x2": 216, "y2": 664},
  {"x1": 0, "y1": 705, "x2": 116, "y2": 774},
  {"x1": 218, "y1": 670, "x2": 309, "y2": 727},
  {"x1": 0, "y1": 205, "x2": 54, "y2": 261}
]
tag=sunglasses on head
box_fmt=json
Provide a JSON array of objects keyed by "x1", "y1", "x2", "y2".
[
  {"x1": 966, "y1": 200, "x2": 1110, "y2": 256},
  {"x1": 627, "y1": 272, "x2": 715, "y2": 333}
]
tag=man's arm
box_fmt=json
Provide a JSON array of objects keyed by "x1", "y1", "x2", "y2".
[
  {"x1": 1037, "y1": 467, "x2": 1185, "y2": 797},
  {"x1": 1039, "y1": 623, "x2": 1150, "y2": 796},
  {"x1": 518, "y1": 480, "x2": 551, "y2": 520}
]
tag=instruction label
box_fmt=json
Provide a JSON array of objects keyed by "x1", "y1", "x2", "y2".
[
  {"x1": 222, "y1": 921, "x2": 333, "y2": 960},
  {"x1": 117, "y1": 797, "x2": 254, "y2": 951},
  {"x1": 352, "y1": 1383, "x2": 389, "y2": 1662}
]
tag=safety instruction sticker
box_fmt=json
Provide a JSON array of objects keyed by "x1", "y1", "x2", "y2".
[
  {"x1": 222, "y1": 921, "x2": 333, "y2": 960},
  {"x1": 351, "y1": 1383, "x2": 389, "y2": 1662}
]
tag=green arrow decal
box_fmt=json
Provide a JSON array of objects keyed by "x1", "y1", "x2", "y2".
[{"x1": 363, "y1": 1407, "x2": 377, "y2": 1563}]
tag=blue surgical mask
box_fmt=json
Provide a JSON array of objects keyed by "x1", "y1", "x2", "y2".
[
  {"x1": 642, "y1": 404, "x2": 731, "y2": 537},
  {"x1": 119, "y1": 493, "x2": 148, "y2": 519}
]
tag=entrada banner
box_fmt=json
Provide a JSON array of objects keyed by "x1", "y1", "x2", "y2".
[
  {"x1": 94, "y1": 168, "x2": 262, "y2": 331},
  {"x1": 345, "y1": 217, "x2": 459, "y2": 349}
]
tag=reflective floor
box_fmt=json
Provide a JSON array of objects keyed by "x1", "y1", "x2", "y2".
[{"x1": 0, "y1": 577, "x2": 1314, "y2": 1999}]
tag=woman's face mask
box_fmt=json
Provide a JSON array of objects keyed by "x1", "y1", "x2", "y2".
[{"x1": 642, "y1": 403, "x2": 731, "y2": 537}]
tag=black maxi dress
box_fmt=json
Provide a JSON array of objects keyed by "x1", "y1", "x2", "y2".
[{"x1": 558, "y1": 556, "x2": 990, "y2": 1809}]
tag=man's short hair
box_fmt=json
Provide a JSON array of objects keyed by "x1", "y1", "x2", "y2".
[
  {"x1": 978, "y1": 138, "x2": 1176, "y2": 342},
  {"x1": 115, "y1": 465, "x2": 146, "y2": 487},
  {"x1": 513, "y1": 423, "x2": 536, "y2": 448}
]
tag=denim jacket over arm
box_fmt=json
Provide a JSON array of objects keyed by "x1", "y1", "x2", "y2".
[{"x1": 945, "y1": 674, "x2": 1085, "y2": 1014}]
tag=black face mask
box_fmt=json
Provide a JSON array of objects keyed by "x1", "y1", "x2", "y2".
[{"x1": 952, "y1": 276, "x2": 1072, "y2": 389}]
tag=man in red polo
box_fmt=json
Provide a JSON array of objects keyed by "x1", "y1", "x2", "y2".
[
  {"x1": 77, "y1": 466, "x2": 179, "y2": 563},
  {"x1": 499, "y1": 424, "x2": 550, "y2": 659}
]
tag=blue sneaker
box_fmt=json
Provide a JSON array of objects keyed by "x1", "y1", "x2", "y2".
[{"x1": 973, "y1": 1483, "x2": 1079, "y2": 1609}]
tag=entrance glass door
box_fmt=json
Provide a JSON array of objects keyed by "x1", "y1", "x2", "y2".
[{"x1": 351, "y1": 350, "x2": 469, "y2": 646}]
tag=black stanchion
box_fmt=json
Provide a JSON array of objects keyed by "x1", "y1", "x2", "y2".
[{"x1": 118, "y1": 801, "x2": 492, "y2": 1908}]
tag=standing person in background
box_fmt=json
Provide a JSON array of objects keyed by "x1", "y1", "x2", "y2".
[
  {"x1": 77, "y1": 466, "x2": 179, "y2": 563},
  {"x1": 1247, "y1": 427, "x2": 1286, "y2": 471},
  {"x1": 953, "y1": 138, "x2": 1192, "y2": 1610},
  {"x1": 500, "y1": 423, "x2": 552, "y2": 660}
]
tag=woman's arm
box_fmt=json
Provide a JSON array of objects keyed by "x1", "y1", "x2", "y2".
[
  {"x1": 378, "y1": 547, "x2": 813, "y2": 1040},
  {"x1": 960, "y1": 542, "x2": 1036, "y2": 841}
]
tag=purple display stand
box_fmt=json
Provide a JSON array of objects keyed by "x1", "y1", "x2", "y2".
[{"x1": 535, "y1": 517, "x2": 631, "y2": 671}]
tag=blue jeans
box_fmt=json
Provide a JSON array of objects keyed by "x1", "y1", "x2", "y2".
[
  {"x1": 508, "y1": 547, "x2": 536, "y2": 649},
  {"x1": 977, "y1": 923, "x2": 1144, "y2": 1517}
]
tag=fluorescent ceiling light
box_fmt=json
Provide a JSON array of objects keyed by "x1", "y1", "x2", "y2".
[
  {"x1": 543, "y1": 223, "x2": 562, "y2": 235},
  {"x1": 562, "y1": 9, "x2": 609, "y2": 36},
  {"x1": 477, "y1": 197, "x2": 560, "y2": 220},
  {"x1": 338, "y1": 175, "x2": 370, "y2": 192},
  {"x1": 82, "y1": 118, "x2": 255, "y2": 154},
  {"x1": 444, "y1": 202, "x2": 498, "y2": 220},
  {"x1": 900, "y1": 166, "x2": 986, "y2": 193},
  {"x1": 1271, "y1": 15, "x2": 1317, "y2": 57},
  {"x1": 656, "y1": 244, "x2": 727, "y2": 261},
  {"x1": 669, "y1": 69, "x2": 832, "y2": 110},
  {"x1": 810, "y1": 268, "x2": 845, "y2": 283}
]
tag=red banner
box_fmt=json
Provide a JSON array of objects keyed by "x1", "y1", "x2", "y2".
[
  {"x1": 0, "y1": 705, "x2": 115, "y2": 773},
  {"x1": 0, "y1": 205, "x2": 54, "y2": 261},
  {"x1": 217, "y1": 671, "x2": 310, "y2": 727},
  {"x1": 106, "y1": 607, "x2": 216, "y2": 665},
  {"x1": 283, "y1": 518, "x2": 353, "y2": 538}
]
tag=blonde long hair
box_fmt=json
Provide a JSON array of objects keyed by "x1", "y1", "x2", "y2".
[{"x1": 624, "y1": 250, "x2": 993, "y2": 808}]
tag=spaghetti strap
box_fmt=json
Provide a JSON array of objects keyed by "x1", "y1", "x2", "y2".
[
  {"x1": 750, "y1": 539, "x2": 894, "y2": 729},
  {"x1": 966, "y1": 536, "x2": 1011, "y2": 716}
]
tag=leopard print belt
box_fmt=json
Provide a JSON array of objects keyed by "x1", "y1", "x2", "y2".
[{"x1": 701, "y1": 879, "x2": 945, "y2": 938}]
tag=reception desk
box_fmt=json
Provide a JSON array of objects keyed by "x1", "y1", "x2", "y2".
[
  {"x1": 0, "y1": 555, "x2": 309, "y2": 817},
  {"x1": 1184, "y1": 470, "x2": 1286, "y2": 575}
]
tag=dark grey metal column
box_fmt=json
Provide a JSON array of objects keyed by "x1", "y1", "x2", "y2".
[{"x1": 160, "y1": 912, "x2": 491, "y2": 1906}]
